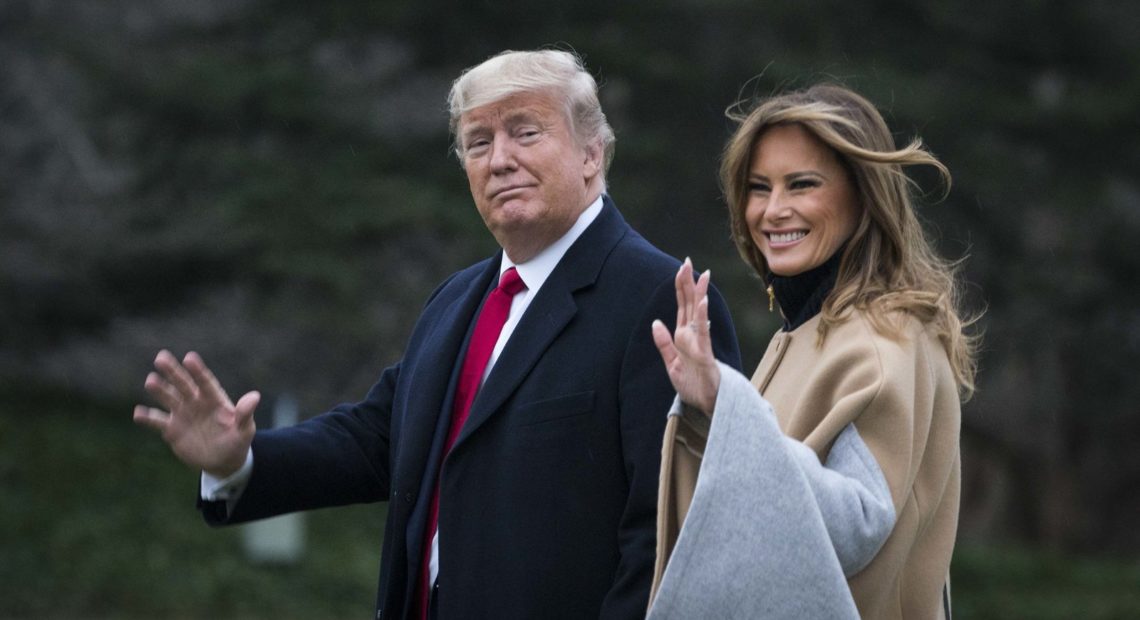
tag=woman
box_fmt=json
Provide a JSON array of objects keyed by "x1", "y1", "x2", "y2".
[{"x1": 646, "y1": 84, "x2": 978, "y2": 619}]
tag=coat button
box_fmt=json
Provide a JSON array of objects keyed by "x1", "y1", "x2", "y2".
[
  {"x1": 375, "y1": 610, "x2": 382, "y2": 619},
  {"x1": 404, "y1": 491, "x2": 414, "y2": 503}
]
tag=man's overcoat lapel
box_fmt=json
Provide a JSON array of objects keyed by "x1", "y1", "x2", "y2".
[
  {"x1": 450, "y1": 199, "x2": 627, "y2": 453},
  {"x1": 398, "y1": 259, "x2": 498, "y2": 561}
]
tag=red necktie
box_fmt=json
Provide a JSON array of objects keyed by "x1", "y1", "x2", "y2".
[{"x1": 417, "y1": 267, "x2": 527, "y2": 619}]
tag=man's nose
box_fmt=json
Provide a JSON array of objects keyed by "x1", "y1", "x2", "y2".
[{"x1": 489, "y1": 136, "x2": 518, "y2": 173}]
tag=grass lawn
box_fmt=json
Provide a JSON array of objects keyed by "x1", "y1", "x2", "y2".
[
  {"x1": 2, "y1": 386, "x2": 1139, "y2": 618},
  {"x1": 1, "y1": 387, "x2": 381, "y2": 619},
  {"x1": 951, "y1": 544, "x2": 1140, "y2": 619}
]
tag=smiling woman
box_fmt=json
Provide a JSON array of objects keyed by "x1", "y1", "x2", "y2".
[
  {"x1": 744, "y1": 123, "x2": 860, "y2": 278},
  {"x1": 648, "y1": 83, "x2": 981, "y2": 619}
]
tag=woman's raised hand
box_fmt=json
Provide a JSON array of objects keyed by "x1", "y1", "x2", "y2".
[{"x1": 652, "y1": 258, "x2": 721, "y2": 415}]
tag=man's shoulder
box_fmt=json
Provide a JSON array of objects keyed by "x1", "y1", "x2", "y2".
[
  {"x1": 607, "y1": 226, "x2": 681, "y2": 277},
  {"x1": 593, "y1": 196, "x2": 681, "y2": 273},
  {"x1": 423, "y1": 256, "x2": 497, "y2": 305}
]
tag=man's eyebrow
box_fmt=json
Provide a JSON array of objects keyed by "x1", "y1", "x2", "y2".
[
  {"x1": 461, "y1": 122, "x2": 490, "y2": 140},
  {"x1": 502, "y1": 109, "x2": 544, "y2": 125},
  {"x1": 506, "y1": 107, "x2": 540, "y2": 119}
]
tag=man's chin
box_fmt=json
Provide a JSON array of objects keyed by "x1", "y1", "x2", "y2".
[{"x1": 492, "y1": 222, "x2": 558, "y2": 263}]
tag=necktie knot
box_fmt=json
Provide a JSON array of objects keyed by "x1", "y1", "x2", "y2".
[{"x1": 498, "y1": 267, "x2": 527, "y2": 296}]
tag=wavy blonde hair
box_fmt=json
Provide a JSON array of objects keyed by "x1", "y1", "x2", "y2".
[{"x1": 721, "y1": 83, "x2": 979, "y2": 398}]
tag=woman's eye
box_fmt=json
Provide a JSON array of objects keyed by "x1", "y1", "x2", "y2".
[
  {"x1": 790, "y1": 178, "x2": 819, "y2": 190},
  {"x1": 748, "y1": 182, "x2": 770, "y2": 193}
]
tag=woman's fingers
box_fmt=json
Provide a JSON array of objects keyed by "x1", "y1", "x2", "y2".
[
  {"x1": 674, "y1": 259, "x2": 692, "y2": 328},
  {"x1": 656, "y1": 265, "x2": 719, "y2": 414},
  {"x1": 652, "y1": 320, "x2": 678, "y2": 367},
  {"x1": 676, "y1": 258, "x2": 709, "y2": 329},
  {"x1": 697, "y1": 271, "x2": 711, "y2": 342},
  {"x1": 695, "y1": 268, "x2": 710, "y2": 301},
  {"x1": 661, "y1": 261, "x2": 716, "y2": 367},
  {"x1": 697, "y1": 294, "x2": 710, "y2": 329}
]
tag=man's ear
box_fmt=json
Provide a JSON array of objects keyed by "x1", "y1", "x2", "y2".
[{"x1": 583, "y1": 140, "x2": 604, "y2": 180}]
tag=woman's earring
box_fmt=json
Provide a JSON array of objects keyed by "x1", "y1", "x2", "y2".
[{"x1": 767, "y1": 284, "x2": 775, "y2": 312}]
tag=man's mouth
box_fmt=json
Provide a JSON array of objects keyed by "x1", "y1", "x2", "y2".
[{"x1": 492, "y1": 184, "x2": 533, "y2": 199}]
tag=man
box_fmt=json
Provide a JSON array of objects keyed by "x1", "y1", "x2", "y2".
[{"x1": 134, "y1": 49, "x2": 741, "y2": 620}]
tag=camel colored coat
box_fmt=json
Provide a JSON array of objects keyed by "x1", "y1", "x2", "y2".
[{"x1": 653, "y1": 310, "x2": 960, "y2": 619}]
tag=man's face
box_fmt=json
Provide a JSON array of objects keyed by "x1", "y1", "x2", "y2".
[{"x1": 459, "y1": 90, "x2": 602, "y2": 263}]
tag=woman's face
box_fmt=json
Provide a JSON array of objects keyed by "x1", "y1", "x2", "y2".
[{"x1": 744, "y1": 123, "x2": 860, "y2": 277}]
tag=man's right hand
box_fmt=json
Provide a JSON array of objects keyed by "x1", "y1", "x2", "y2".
[{"x1": 133, "y1": 350, "x2": 258, "y2": 479}]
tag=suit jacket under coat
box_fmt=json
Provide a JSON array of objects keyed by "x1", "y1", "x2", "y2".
[{"x1": 200, "y1": 197, "x2": 742, "y2": 620}]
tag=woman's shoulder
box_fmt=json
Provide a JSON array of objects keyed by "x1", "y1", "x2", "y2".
[
  {"x1": 785, "y1": 308, "x2": 938, "y2": 387},
  {"x1": 831, "y1": 307, "x2": 934, "y2": 349},
  {"x1": 770, "y1": 308, "x2": 938, "y2": 385},
  {"x1": 836, "y1": 308, "x2": 952, "y2": 388}
]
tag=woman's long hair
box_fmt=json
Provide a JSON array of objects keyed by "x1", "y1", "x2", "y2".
[{"x1": 721, "y1": 83, "x2": 980, "y2": 398}]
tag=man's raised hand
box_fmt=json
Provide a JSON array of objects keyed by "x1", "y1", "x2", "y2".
[{"x1": 133, "y1": 350, "x2": 258, "y2": 478}]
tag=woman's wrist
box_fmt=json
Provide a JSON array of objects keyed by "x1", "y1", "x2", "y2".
[{"x1": 698, "y1": 363, "x2": 721, "y2": 416}]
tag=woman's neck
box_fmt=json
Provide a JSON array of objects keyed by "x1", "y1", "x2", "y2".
[{"x1": 769, "y1": 251, "x2": 843, "y2": 331}]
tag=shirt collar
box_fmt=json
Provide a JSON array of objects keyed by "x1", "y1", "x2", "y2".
[{"x1": 500, "y1": 194, "x2": 605, "y2": 293}]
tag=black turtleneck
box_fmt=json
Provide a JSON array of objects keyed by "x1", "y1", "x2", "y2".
[{"x1": 769, "y1": 250, "x2": 843, "y2": 331}]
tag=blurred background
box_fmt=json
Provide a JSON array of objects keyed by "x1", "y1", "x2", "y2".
[{"x1": 2, "y1": 0, "x2": 1138, "y2": 617}]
